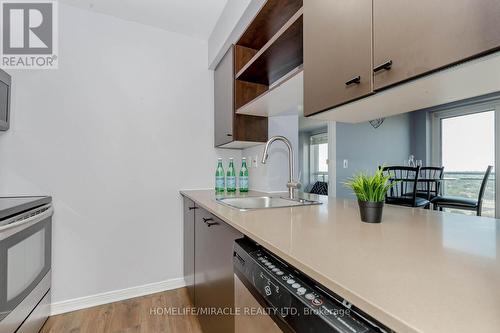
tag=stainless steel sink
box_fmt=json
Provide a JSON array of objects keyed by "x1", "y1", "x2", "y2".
[{"x1": 216, "y1": 196, "x2": 321, "y2": 211}]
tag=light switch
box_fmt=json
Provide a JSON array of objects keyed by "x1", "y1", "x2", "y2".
[{"x1": 343, "y1": 159, "x2": 348, "y2": 169}]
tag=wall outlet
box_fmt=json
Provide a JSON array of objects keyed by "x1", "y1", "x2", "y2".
[
  {"x1": 253, "y1": 155, "x2": 259, "y2": 168},
  {"x1": 343, "y1": 159, "x2": 349, "y2": 169}
]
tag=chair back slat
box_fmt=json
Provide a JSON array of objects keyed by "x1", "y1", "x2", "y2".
[
  {"x1": 418, "y1": 166, "x2": 444, "y2": 196},
  {"x1": 381, "y1": 166, "x2": 421, "y2": 207}
]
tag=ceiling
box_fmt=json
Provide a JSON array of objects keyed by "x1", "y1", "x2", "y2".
[{"x1": 60, "y1": 0, "x2": 229, "y2": 40}]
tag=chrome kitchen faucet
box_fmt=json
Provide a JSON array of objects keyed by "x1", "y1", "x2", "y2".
[{"x1": 261, "y1": 136, "x2": 301, "y2": 200}]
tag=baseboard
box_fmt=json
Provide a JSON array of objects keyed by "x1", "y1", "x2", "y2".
[{"x1": 50, "y1": 277, "x2": 186, "y2": 316}]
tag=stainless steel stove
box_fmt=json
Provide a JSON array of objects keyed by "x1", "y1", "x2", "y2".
[{"x1": 0, "y1": 196, "x2": 53, "y2": 333}]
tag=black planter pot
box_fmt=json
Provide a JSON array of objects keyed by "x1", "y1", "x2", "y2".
[{"x1": 358, "y1": 201, "x2": 384, "y2": 223}]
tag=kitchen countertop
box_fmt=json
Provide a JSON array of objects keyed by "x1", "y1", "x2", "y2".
[{"x1": 180, "y1": 189, "x2": 500, "y2": 333}]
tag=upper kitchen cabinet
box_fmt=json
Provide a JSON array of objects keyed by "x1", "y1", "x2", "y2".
[
  {"x1": 304, "y1": 0, "x2": 500, "y2": 123},
  {"x1": 304, "y1": 0, "x2": 373, "y2": 116},
  {"x1": 373, "y1": 0, "x2": 500, "y2": 90},
  {"x1": 233, "y1": 0, "x2": 304, "y2": 118},
  {"x1": 214, "y1": 45, "x2": 268, "y2": 148}
]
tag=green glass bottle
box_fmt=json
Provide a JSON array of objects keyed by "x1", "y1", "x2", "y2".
[
  {"x1": 215, "y1": 158, "x2": 225, "y2": 193},
  {"x1": 226, "y1": 158, "x2": 236, "y2": 192},
  {"x1": 239, "y1": 158, "x2": 249, "y2": 192}
]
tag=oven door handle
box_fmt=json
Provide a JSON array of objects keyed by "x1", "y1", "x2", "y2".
[{"x1": 0, "y1": 204, "x2": 53, "y2": 232}]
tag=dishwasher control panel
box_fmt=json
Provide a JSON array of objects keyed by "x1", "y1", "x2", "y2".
[
  {"x1": 254, "y1": 251, "x2": 372, "y2": 333},
  {"x1": 234, "y1": 238, "x2": 390, "y2": 333}
]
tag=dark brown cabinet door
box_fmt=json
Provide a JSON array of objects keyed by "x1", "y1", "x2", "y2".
[
  {"x1": 373, "y1": 0, "x2": 500, "y2": 90},
  {"x1": 304, "y1": 0, "x2": 373, "y2": 116},
  {"x1": 195, "y1": 209, "x2": 242, "y2": 333},
  {"x1": 183, "y1": 196, "x2": 195, "y2": 304},
  {"x1": 214, "y1": 46, "x2": 234, "y2": 147}
]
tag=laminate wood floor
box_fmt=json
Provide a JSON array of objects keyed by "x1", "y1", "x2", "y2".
[{"x1": 40, "y1": 288, "x2": 202, "y2": 333}]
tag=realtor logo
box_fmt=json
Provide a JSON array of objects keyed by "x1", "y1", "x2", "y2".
[{"x1": 0, "y1": 0, "x2": 58, "y2": 69}]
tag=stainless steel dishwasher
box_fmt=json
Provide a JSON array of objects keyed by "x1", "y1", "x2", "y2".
[{"x1": 233, "y1": 238, "x2": 392, "y2": 333}]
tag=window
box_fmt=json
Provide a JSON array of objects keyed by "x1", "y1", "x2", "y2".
[
  {"x1": 309, "y1": 133, "x2": 328, "y2": 184},
  {"x1": 432, "y1": 103, "x2": 497, "y2": 217}
]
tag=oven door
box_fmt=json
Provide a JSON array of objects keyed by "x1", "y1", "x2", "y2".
[{"x1": 0, "y1": 205, "x2": 53, "y2": 333}]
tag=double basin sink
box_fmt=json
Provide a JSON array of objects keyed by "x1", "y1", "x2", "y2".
[{"x1": 216, "y1": 196, "x2": 321, "y2": 211}]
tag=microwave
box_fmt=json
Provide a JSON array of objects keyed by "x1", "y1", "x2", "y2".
[{"x1": 0, "y1": 69, "x2": 11, "y2": 131}]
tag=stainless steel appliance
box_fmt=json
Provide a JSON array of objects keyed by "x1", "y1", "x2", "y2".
[
  {"x1": 0, "y1": 69, "x2": 11, "y2": 131},
  {"x1": 233, "y1": 238, "x2": 391, "y2": 333},
  {"x1": 0, "y1": 196, "x2": 53, "y2": 333}
]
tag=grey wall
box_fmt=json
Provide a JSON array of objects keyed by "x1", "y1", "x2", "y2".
[
  {"x1": 336, "y1": 113, "x2": 412, "y2": 198},
  {"x1": 410, "y1": 110, "x2": 431, "y2": 165}
]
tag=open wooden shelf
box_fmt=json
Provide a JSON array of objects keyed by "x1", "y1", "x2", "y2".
[
  {"x1": 236, "y1": 69, "x2": 303, "y2": 117},
  {"x1": 235, "y1": 8, "x2": 303, "y2": 86},
  {"x1": 237, "y1": 0, "x2": 303, "y2": 51}
]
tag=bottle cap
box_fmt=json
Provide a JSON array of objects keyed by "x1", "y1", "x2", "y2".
[
  {"x1": 217, "y1": 158, "x2": 222, "y2": 160},
  {"x1": 229, "y1": 157, "x2": 234, "y2": 160}
]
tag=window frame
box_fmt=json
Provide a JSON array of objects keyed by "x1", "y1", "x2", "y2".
[
  {"x1": 308, "y1": 132, "x2": 329, "y2": 186},
  {"x1": 430, "y1": 98, "x2": 500, "y2": 218}
]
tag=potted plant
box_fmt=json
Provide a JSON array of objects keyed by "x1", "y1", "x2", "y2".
[{"x1": 344, "y1": 168, "x2": 396, "y2": 223}]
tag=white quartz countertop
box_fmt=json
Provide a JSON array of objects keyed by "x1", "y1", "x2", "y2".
[{"x1": 180, "y1": 190, "x2": 500, "y2": 333}]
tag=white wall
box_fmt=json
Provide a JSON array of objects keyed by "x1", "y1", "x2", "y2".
[
  {"x1": 208, "y1": 0, "x2": 266, "y2": 68},
  {"x1": 0, "y1": 4, "x2": 240, "y2": 304},
  {"x1": 242, "y1": 115, "x2": 298, "y2": 192}
]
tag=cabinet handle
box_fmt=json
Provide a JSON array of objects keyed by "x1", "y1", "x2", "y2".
[
  {"x1": 226, "y1": 134, "x2": 233, "y2": 137},
  {"x1": 188, "y1": 206, "x2": 198, "y2": 210},
  {"x1": 345, "y1": 76, "x2": 361, "y2": 86},
  {"x1": 202, "y1": 217, "x2": 219, "y2": 227},
  {"x1": 373, "y1": 60, "x2": 393, "y2": 73}
]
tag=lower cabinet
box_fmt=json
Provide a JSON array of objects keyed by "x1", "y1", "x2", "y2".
[
  {"x1": 183, "y1": 197, "x2": 196, "y2": 303},
  {"x1": 183, "y1": 197, "x2": 243, "y2": 333}
]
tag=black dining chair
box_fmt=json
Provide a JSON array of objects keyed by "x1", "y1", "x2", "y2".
[
  {"x1": 431, "y1": 166, "x2": 493, "y2": 216},
  {"x1": 381, "y1": 166, "x2": 430, "y2": 208},
  {"x1": 416, "y1": 166, "x2": 445, "y2": 200},
  {"x1": 309, "y1": 181, "x2": 328, "y2": 196}
]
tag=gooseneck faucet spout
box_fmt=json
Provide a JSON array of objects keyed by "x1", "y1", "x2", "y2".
[{"x1": 261, "y1": 136, "x2": 301, "y2": 200}]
